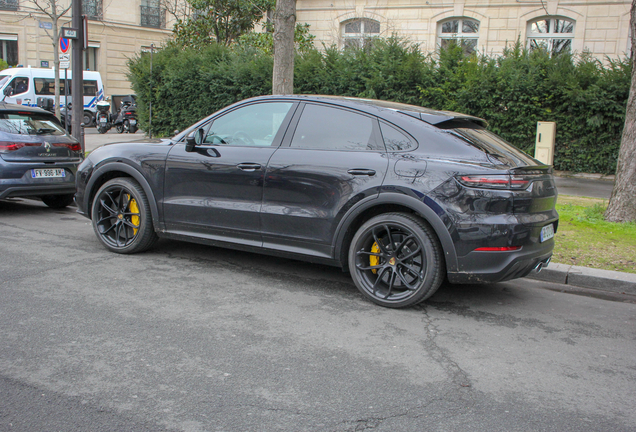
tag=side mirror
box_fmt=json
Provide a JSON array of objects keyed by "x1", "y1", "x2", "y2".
[
  {"x1": 185, "y1": 128, "x2": 205, "y2": 152},
  {"x1": 3, "y1": 86, "x2": 13, "y2": 96}
]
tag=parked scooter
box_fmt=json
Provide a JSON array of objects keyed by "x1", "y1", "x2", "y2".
[
  {"x1": 113, "y1": 95, "x2": 138, "y2": 134},
  {"x1": 95, "y1": 100, "x2": 111, "y2": 134}
]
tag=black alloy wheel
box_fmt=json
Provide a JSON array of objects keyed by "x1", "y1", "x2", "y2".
[
  {"x1": 116, "y1": 123, "x2": 124, "y2": 133},
  {"x1": 348, "y1": 213, "x2": 444, "y2": 308},
  {"x1": 91, "y1": 178, "x2": 158, "y2": 254}
]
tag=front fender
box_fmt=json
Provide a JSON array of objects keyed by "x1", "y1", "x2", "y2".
[
  {"x1": 84, "y1": 161, "x2": 163, "y2": 231},
  {"x1": 333, "y1": 192, "x2": 458, "y2": 273}
]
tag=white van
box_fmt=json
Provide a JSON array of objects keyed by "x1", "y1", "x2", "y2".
[{"x1": 0, "y1": 66, "x2": 104, "y2": 126}]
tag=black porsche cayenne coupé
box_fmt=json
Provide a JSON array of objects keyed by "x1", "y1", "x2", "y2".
[{"x1": 75, "y1": 95, "x2": 558, "y2": 308}]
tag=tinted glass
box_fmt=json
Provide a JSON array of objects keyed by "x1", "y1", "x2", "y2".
[
  {"x1": 9, "y1": 77, "x2": 28, "y2": 95},
  {"x1": 83, "y1": 80, "x2": 98, "y2": 96},
  {"x1": 0, "y1": 112, "x2": 66, "y2": 136},
  {"x1": 204, "y1": 102, "x2": 293, "y2": 147},
  {"x1": 450, "y1": 127, "x2": 537, "y2": 166},
  {"x1": 380, "y1": 122, "x2": 416, "y2": 151},
  {"x1": 290, "y1": 104, "x2": 380, "y2": 151},
  {"x1": 34, "y1": 78, "x2": 55, "y2": 95}
]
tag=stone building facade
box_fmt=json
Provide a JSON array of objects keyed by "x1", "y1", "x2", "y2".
[
  {"x1": 297, "y1": 0, "x2": 632, "y2": 59},
  {"x1": 1, "y1": 0, "x2": 632, "y2": 96},
  {"x1": 0, "y1": 0, "x2": 174, "y2": 95}
]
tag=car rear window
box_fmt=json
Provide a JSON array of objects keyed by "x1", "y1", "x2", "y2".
[
  {"x1": 0, "y1": 112, "x2": 67, "y2": 136},
  {"x1": 448, "y1": 126, "x2": 538, "y2": 166}
]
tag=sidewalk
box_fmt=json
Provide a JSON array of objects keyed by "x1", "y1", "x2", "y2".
[{"x1": 528, "y1": 172, "x2": 636, "y2": 297}]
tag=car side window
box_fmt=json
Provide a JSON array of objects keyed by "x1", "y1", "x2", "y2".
[
  {"x1": 379, "y1": 122, "x2": 417, "y2": 151},
  {"x1": 9, "y1": 77, "x2": 29, "y2": 96},
  {"x1": 289, "y1": 104, "x2": 383, "y2": 151},
  {"x1": 203, "y1": 102, "x2": 293, "y2": 147}
]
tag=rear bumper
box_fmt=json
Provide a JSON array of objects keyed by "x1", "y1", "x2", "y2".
[
  {"x1": 0, "y1": 184, "x2": 76, "y2": 199},
  {"x1": 447, "y1": 240, "x2": 554, "y2": 284},
  {"x1": 0, "y1": 163, "x2": 77, "y2": 199}
]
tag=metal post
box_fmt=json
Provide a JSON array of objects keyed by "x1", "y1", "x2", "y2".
[
  {"x1": 71, "y1": 0, "x2": 84, "y2": 151},
  {"x1": 64, "y1": 67, "x2": 69, "y2": 133},
  {"x1": 149, "y1": 43, "x2": 154, "y2": 139}
]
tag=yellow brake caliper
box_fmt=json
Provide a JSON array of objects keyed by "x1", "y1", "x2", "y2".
[
  {"x1": 128, "y1": 195, "x2": 140, "y2": 235},
  {"x1": 370, "y1": 242, "x2": 380, "y2": 274}
]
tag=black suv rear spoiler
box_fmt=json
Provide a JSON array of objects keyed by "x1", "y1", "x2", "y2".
[{"x1": 398, "y1": 109, "x2": 488, "y2": 128}]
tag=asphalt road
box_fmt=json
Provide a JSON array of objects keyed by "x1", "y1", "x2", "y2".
[{"x1": 0, "y1": 198, "x2": 634, "y2": 431}]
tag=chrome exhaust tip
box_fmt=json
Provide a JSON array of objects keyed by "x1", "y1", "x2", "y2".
[{"x1": 532, "y1": 257, "x2": 551, "y2": 274}]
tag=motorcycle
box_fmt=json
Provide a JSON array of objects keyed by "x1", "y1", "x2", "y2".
[
  {"x1": 95, "y1": 100, "x2": 112, "y2": 134},
  {"x1": 113, "y1": 95, "x2": 138, "y2": 134}
]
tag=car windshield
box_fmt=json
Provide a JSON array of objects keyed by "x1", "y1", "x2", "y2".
[{"x1": 0, "y1": 112, "x2": 67, "y2": 136}]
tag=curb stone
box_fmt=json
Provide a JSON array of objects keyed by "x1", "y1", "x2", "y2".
[{"x1": 526, "y1": 262, "x2": 636, "y2": 295}]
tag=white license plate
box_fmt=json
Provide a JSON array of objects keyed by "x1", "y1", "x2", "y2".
[
  {"x1": 100, "y1": 118, "x2": 107, "y2": 123},
  {"x1": 129, "y1": 119, "x2": 137, "y2": 125},
  {"x1": 540, "y1": 224, "x2": 554, "y2": 242},
  {"x1": 32, "y1": 168, "x2": 66, "y2": 178}
]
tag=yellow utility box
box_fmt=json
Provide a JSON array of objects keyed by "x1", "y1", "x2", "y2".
[{"x1": 534, "y1": 122, "x2": 556, "y2": 165}]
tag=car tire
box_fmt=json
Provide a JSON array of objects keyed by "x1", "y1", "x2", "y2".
[
  {"x1": 41, "y1": 194, "x2": 75, "y2": 209},
  {"x1": 348, "y1": 212, "x2": 445, "y2": 308},
  {"x1": 91, "y1": 178, "x2": 158, "y2": 254}
]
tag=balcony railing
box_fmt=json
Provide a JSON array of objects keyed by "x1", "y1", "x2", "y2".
[
  {"x1": 83, "y1": 0, "x2": 103, "y2": 20},
  {"x1": 140, "y1": 5, "x2": 166, "y2": 28},
  {"x1": 0, "y1": 0, "x2": 19, "y2": 11}
]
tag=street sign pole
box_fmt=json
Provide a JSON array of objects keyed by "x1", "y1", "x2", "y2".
[
  {"x1": 64, "y1": 67, "x2": 69, "y2": 133},
  {"x1": 71, "y1": 0, "x2": 84, "y2": 150}
]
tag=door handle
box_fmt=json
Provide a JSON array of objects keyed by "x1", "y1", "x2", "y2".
[
  {"x1": 348, "y1": 169, "x2": 376, "y2": 176},
  {"x1": 237, "y1": 163, "x2": 262, "y2": 172}
]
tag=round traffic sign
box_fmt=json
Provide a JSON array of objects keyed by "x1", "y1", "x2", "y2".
[{"x1": 60, "y1": 37, "x2": 70, "y2": 53}]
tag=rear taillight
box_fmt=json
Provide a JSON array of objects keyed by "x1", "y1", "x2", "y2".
[
  {"x1": 457, "y1": 174, "x2": 531, "y2": 190},
  {"x1": 0, "y1": 141, "x2": 40, "y2": 153},
  {"x1": 0, "y1": 141, "x2": 81, "y2": 153},
  {"x1": 52, "y1": 142, "x2": 82, "y2": 152},
  {"x1": 125, "y1": 111, "x2": 133, "y2": 115}
]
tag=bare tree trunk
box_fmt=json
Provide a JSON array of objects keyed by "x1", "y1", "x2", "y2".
[
  {"x1": 272, "y1": 0, "x2": 295, "y2": 95},
  {"x1": 605, "y1": 0, "x2": 636, "y2": 222}
]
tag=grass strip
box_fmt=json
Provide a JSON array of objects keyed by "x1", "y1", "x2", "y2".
[{"x1": 554, "y1": 196, "x2": 636, "y2": 273}]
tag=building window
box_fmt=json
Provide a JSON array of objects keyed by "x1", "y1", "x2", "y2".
[
  {"x1": 527, "y1": 17, "x2": 574, "y2": 55},
  {"x1": 140, "y1": 0, "x2": 166, "y2": 28},
  {"x1": 0, "y1": 36, "x2": 18, "y2": 66},
  {"x1": 437, "y1": 18, "x2": 480, "y2": 54},
  {"x1": 342, "y1": 18, "x2": 380, "y2": 49},
  {"x1": 83, "y1": 0, "x2": 102, "y2": 20},
  {"x1": 83, "y1": 46, "x2": 98, "y2": 71},
  {"x1": 0, "y1": 0, "x2": 18, "y2": 11}
]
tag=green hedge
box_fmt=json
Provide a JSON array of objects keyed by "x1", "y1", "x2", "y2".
[{"x1": 127, "y1": 38, "x2": 631, "y2": 174}]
